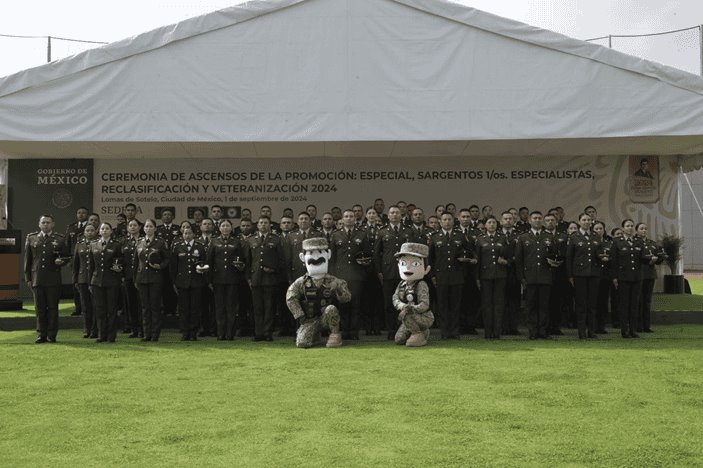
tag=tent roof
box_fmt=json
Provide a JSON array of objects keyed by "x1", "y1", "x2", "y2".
[{"x1": 1, "y1": 0, "x2": 703, "y2": 165}]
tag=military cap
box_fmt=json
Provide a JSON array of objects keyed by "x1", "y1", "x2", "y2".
[
  {"x1": 302, "y1": 237, "x2": 329, "y2": 252},
  {"x1": 395, "y1": 242, "x2": 429, "y2": 259},
  {"x1": 147, "y1": 249, "x2": 162, "y2": 265}
]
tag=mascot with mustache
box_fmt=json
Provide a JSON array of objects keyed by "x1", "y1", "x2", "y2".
[
  {"x1": 286, "y1": 237, "x2": 351, "y2": 348},
  {"x1": 393, "y1": 242, "x2": 434, "y2": 347}
]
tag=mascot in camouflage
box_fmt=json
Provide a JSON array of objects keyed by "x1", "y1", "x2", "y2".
[
  {"x1": 393, "y1": 242, "x2": 434, "y2": 347},
  {"x1": 286, "y1": 238, "x2": 351, "y2": 348}
]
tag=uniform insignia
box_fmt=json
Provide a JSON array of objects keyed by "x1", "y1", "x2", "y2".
[
  {"x1": 193, "y1": 249, "x2": 199, "y2": 256},
  {"x1": 354, "y1": 238, "x2": 362, "y2": 244},
  {"x1": 545, "y1": 240, "x2": 552, "y2": 246},
  {"x1": 178, "y1": 253, "x2": 186, "y2": 257},
  {"x1": 496, "y1": 243, "x2": 503, "y2": 247}
]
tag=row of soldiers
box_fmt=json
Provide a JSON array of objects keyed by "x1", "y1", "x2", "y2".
[{"x1": 25, "y1": 200, "x2": 664, "y2": 343}]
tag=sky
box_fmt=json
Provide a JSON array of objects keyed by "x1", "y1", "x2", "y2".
[{"x1": 0, "y1": 0, "x2": 701, "y2": 77}]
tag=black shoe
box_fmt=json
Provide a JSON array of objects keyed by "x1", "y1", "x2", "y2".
[
  {"x1": 190, "y1": 336, "x2": 198, "y2": 341},
  {"x1": 350, "y1": 333, "x2": 360, "y2": 341},
  {"x1": 578, "y1": 334, "x2": 586, "y2": 340},
  {"x1": 89, "y1": 333, "x2": 98, "y2": 339},
  {"x1": 35, "y1": 337, "x2": 47, "y2": 344},
  {"x1": 70, "y1": 312, "x2": 81, "y2": 317},
  {"x1": 83, "y1": 333, "x2": 90, "y2": 339},
  {"x1": 198, "y1": 331, "x2": 210, "y2": 337},
  {"x1": 466, "y1": 328, "x2": 478, "y2": 335},
  {"x1": 621, "y1": 333, "x2": 630, "y2": 339},
  {"x1": 128, "y1": 332, "x2": 139, "y2": 338},
  {"x1": 595, "y1": 329, "x2": 607, "y2": 334},
  {"x1": 588, "y1": 333, "x2": 598, "y2": 339},
  {"x1": 450, "y1": 335, "x2": 461, "y2": 340},
  {"x1": 152, "y1": 337, "x2": 159, "y2": 342},
  {"x1": 265, "y1": 335, "x2": 273, "y2": 342},
  {"x1": 643, "y1": 328, "x2": 654, "y2": 333},
  {"x1": 630, "y1": 332, "x2": 640, "y2": 338},
  {"x1": 253, "y1": 336, "x2": 265, "y2": 342},
  {"x1": 540, "y1": 334, "x2": 553, "y2": 340},
  {"x1": 47, "y1": 337, "x2": 56, "y2": 343},
  {"x1": 528, "y1": 335, "x2": 537, "y2": 340},
  {"x1": 122, "y1": 328, "x2": 131, "y2": 334},
  {"x1": 141, "y1": 337, "x2": 151, "y2": 342},
  {"x1": 181, "y1": 335, "x2": 189, "y2": 341},
  {"x1": 217, "y1": 336, "x2": 225, "y2": 341},
  {"x1": 550, "y1": 329, "x2": 564, "y2": 336},
  {"x1": 95, "y1": 338, "x2": 105, "y2": 343},
  {"x1": 108, "y1": 338, "x2": 116, "y2": 343}
]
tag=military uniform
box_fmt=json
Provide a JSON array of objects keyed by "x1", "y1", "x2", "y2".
[
  {"x1": 596, "y1": 236, "x2": 614, "y2": 333},
  {"x1": 475, "y1": 232, "x2": 510, "y2": 339},
  {"x1": 547, "y1": 229, "x2": 570, "y2": 334},
  {"x1": 500, "y1": 228, "x2": 522, "y2": 335},
  {"x1": 457, "y1": 225, "x2": 481, "y2": 333},
  {"x1": 611, "y1": 236, "x2": 646, "y2": 338},
  {"x1": 566, "y1": 230, "x2": 605, "y2": 338},
  {"x1": 197, "y1": 234, "x2": 217, "y2": 336},
  {"x1": 392, "y1": 280, "x2": 434, "y2": 345},
  {"x1": 89, "y1": 238, "x2": 124, "y2": 342},
  {"x1": 156, "y1": 223, "x2": 182, "y2": 317},
  {"x1": 373, "y1": 223, "x2": 414, "y2": 338},
  {"x1": 638, "y1": 237, "x2": 665, "y2": 333},
  {"x1": 134, "y1": 237, "x2": 170, "y2": 341},
  {"x1": 330, "y1": 227, "x2": 371, "y2": 339},
  {"x1": 286, "y1": 274, "x2": 351, "y2": 348},
  {"x1": 207, "y1": 235, "x2": 247, "y2": 339},
  {"x1": 120, "y1": 235, "x2": 142, "y2": 337},
  {"x1": 515, "y1": 230, "x2": 556, "y2": 339},
  {"x1": 362, "y1": 223, "x2": 384, "y2": 335},
  {"x1": 246, "y1": 232, "x2": 286, "y2": 340},
  {"x1": 66, "y1": 220, "x2": 88, "y2": 316},
  {"x1": 114, "y1": 218, "x2": 144, "y2": 238},
  {"x1": 24, "y1": 231, "x2": 68, "y2": 342},
  {"x1": 170, "y1": 239, "x2": 207, "y2": 340},
  {"x1": 428, "y1": 228, "x2": 470, "y2": 339},
  {"x1": 72, "y1": 238, "x2": 96, "y2": 337}
]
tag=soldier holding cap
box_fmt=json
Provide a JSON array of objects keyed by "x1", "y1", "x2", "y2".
[
  {"x1": 393, "y1": 242, "x2": 434, "y2": 347},
  {"x1": 89, "y1": 222, "x2": 124, "y2": 343},
  {"x1": 24, "y1": 214, "x2": 69, "y2": 343},
  {"x1": 286, "y1": 237, "x2": 351, "y2": 348},
  {"x1": 170, "y1": 226, "x2": 207, "y2": 341},
  {"x1": 134, "y1": 219, "x2": 170, "y2": 342}
]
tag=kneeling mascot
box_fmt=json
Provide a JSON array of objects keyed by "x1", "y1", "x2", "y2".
[
  {"x1": 286, "y1": 238, "x2": 351, "y2": 348},
  {"x1": 393, "y1": 242, "x2": 434, "y2": 347}
]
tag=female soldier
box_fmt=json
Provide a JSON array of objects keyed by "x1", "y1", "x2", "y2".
[
  {"x1": 566, "y1": 213, "x2": 601, "y2": 339},
  {"x1": 121, "y1": 219, "x2": 142, "y2": 338},
  {"x1": 635, "y1": 222, "x2": 664, "y2": 333},
  {"x1": 593, "y1": 221, "x2": 611, "y2": 333},
  {"x1": 609, "y1": 227, "x2": 623, "y2": 328},
  {"x1": 89, "y1": 223, "x2": 123, "y2": 343},
  {"x1": 611, "y1": 219, "x2": 645, "y2": 338},
  {"x1": 73, "y1": 223, "x2": 97, "y2": 338},
  {"x1": 475, "y1": 216, "x2": 509, "y2": 339},
  {"x1": 134, "y1": 219, "x2": 169, "y2": 342},
  {"x1": 207, "y1": 219, "x2": 247, "y2": 340}
]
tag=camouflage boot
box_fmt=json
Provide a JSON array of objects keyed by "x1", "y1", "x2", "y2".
[
  {"x1": 326, "y1": 333, "x2": 343, "y2": 348},
  {"x1": 405, "y1": 332, "x2": 427, "y2": 347}
]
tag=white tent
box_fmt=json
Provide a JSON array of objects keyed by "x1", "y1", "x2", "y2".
[{"x1": 0, "y1": 0, "x2": 702, "y2": 166}]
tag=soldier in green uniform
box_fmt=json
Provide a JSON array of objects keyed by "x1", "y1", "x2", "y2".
[
  {"x1": 121, "y1": 219, "x2": 142, "y2": 338},
  {"x1": 134, "y1": 219, "x2": 170, "y2": 342},
  {"x1": 635, "y1": 222, "x2": 665, "y2": 333},
  {"x1": 246, "y1": 216, "x2": 285, "y2": 341},
  {"x1": 72, "y1": 223, "x2": 97, "y2": 338},
  {"x1": 499, "y1": 211, "x2": 522, "y2": 335},
  {"x1": 393, "y1": 242, "x2": 434, "y2": 347},
  {"x1": 330, "y1": 209, "x2": 371, "y2": 340},
  {"x1": 286, "y1": 238, "x2": 351, "y2": 348},
  {"x1": 611, "y1": 219, "x2": 646, "y2": 338},
  {"x1": 89, "y1": 222, "x2": 124, "y2": 343},
  {"x1": 170, "y1": 226, "x2": 207, "y2": 341},
  {"x1": 475, "y1": 216, "x2": 510, "y2": 339},
  {"x1": 24, "y1": 214, "x2": 69, "y2": 343},
  {"x1": 66, "y1": 206, "x2": 90, "y2": 316}
]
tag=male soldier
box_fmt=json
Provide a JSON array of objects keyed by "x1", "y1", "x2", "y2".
[
  {"x1": 66, "y1": 206, "x2": 89, "y2": 316},
  {"x1": 515, "y1": 211, "x2": 559, "y2": 340},
  {"x1": 115, "y1": 203, "x2": 143, "y2": 237},
  {"x1": 246, "y1": 216, "x2": 285, "y2": 341},
  {"x1": 320, "y1": 212, "x2": 336, "y2": 243},
  {"x1": 235, "y1": 217, "x2": 255, "y2": 336},
  {"x1": 408, "y1": 208, "x2": 432, "y2": 245},
  {"x1": 331, "y1": 206, "x2": 343, "y2": 223},
  {"x1": 260, "y1": 206, "x2": 280, "y2": 233},
  {"x1": 427, "y1": 215, "x2": 440, "y2": 232},
  {"x1": 429, "y1": 213, "x2": 471, "y2": 339},
  {"x1": 24, "y1": 214, "x2": 68, "y2": 343},
  {"x1": 197, "y1": 218, "x2": 217, "y2": 336},
  {"x1": 170, "y1": 227, "x2": 207, "y2": 341},
  {"x1": 397, "y1": 201, "x2": 412, "y2": 227},
  {"x1": 374, "y1": 205, "x2": 413, "y2": 339},
  {"x1": 306, "y1": 204, "x2": 323, "y2": 230},
  {"x1": 286, "y1": 212, "x2": 320, "y2": 283},
  {"x1": 554, "y1": 206, "x2": 569, "y2": 233},
  {"x1": 211, "y1": 205, "x2": 224, "y2": 235},
  {"x1": 190, "y1": 208, "x2": 205, "y2": 236},
  {"x1": 445, "y1": 203, "x2": 458, "y2": 226},
  {"x1": 352, "y1": 204, "x2": 365, "y2": 228},
  {"x1": 514, "y1": 207, "x2": 530, "y2": 234},
  {"x1": 544, "y1": 212, "x2": 569, "y2": 335},
  {"x1": 500, "y1": 211, "x2": 522, "y2": 335},
  {"x1": 374, "y1": 198, "x2": 390, "y2": 224},
  {"x1": 286, "y1": 238, "x2": 351, "y2": 348},
  {"x1": 156, "y1": 208, "x2": 180, "y2": 317},
  {"x1": 457, "y1": 208, "x2": 481, "y2": 334},
  {"x1": 330, "y1": 209, "x2": 371, "y2": 340},
  {"x1": 276, "y1": 215, "x2": 297, "y2": 336},
  {"x1": 468, "y1": 205, "x2": 482, "y2": 229}
]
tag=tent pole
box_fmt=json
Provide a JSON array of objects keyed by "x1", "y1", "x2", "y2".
[
  {"x1": 700, "y1": 25, "x2": 703, "y2": 76},
  {"x1": 47, "y1": 36, "x2": 52, "y2": 63},
  {"x1": 677, "y1": 160, "x2": 684, "y2": 275}
]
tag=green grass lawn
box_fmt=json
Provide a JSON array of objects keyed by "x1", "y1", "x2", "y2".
[
  {"x1": 1, "y1": 327, "x2": 701, "y2": 467},
  {"x1": 689, "y1": 278, "x2": 703, "y2": 296}
]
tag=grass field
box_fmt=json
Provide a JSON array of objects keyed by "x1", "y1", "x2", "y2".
[{"x1": 1, "y1": 326, "x2": 701, "y2": 467}]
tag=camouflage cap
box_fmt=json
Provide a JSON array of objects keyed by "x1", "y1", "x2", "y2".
[
  {"x1": 395, "y1": 242, "x2": 429, "y2": 259},
  {"x1": 302, "y1": 237, "x2": 329, "y2": 252}
]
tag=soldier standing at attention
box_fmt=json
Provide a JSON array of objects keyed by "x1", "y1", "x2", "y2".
[
  {"x1": 457, "y1": 208, "x2": 481, "y2": 334},
  {"x1": 363, "y1": 207, "x2": 384, "y2": 335},
  {"x1": 566, "y1": 213, "x2": 602, "y2": 339},
  {"x1": 611, "y1": 219, "x2": 646, "y2": 339},
  {"x1": 475, "y1": 216, "x2": 510, "y2": 339},
  {"x1": 197, "y1": 218, "x2": 217, "y2": 337},
  {"x1": 500, "y1": 211, "x2": 522, "y2": 336},
  {"x1": 246, "y1": 216, "x2": 285, "y2": 341},
  {"x1": 320, "y1": 212, "x2": 336, "y2": 243},
  {"x1": 66, "y1": 206, "x2": 89, "y2": 316},
  {"x1": 24, "y1": 214, "x2": 68, "y2": 343},
  {"x1": 428, "y1": 212, "x2": 470, "y2": 340},
  {"x1": 170, "y1": 226, "x2": 207, "y2": 341},
  {"x1": 73, "y1": 223, "x2": 97, "y2": 338},
  {"x1": 121, "y1": 219, "x2": 143, "y2": 338},
  {"x1": 157, "y1": 209, "x2": 181, "y2": 317},
  {"x1": 207, "y1": 219, "x2": 247, "y2": 340},
  {"x1": 134, "y1": 219, "x2": 170, "y2": 342},
  {"x1": 515, "y1": 211, "x2": 558, "y2": 340},
  {"x1": 374, "y1": 205, "x2": 413, "y2": 339},
  {"x1": 330, "y1": 209, "x2": 371, "y2": 340},
  {"x1": 544, "y1": 212, "x2": 569, "y2": 336},
  {"x1": 89, "y1": 222, "x2": 124, "y2": 343}
]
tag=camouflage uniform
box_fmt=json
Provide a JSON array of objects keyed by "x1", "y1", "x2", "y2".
[
  {"x1": 286, "y1": 274, "x2": 351, "y2": 348},
  {"x1": 392, "y1": 280, "x2": 434, "y2": 345}
]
